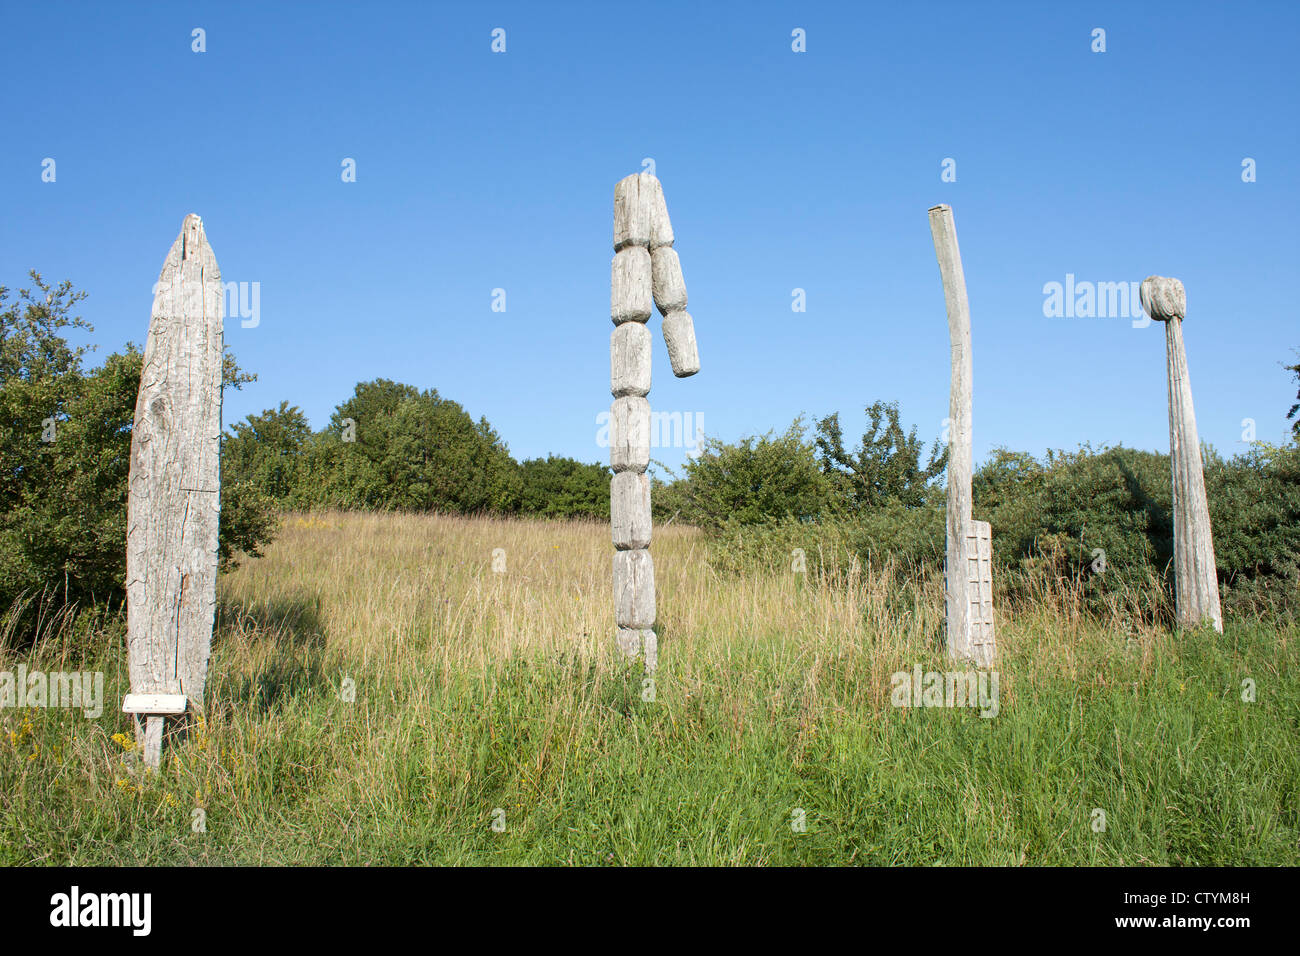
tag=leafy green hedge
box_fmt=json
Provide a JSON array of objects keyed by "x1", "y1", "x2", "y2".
[{"x1": 701, "y1": 435, "x2": 1299, "y2": 622}]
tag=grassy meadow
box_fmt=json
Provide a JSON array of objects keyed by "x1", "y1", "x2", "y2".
[{"x1": 1, "y1": 510, "x2": 1297, "y2": 865}]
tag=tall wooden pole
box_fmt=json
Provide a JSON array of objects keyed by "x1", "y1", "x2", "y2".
[
  {"x1": 126, "y1": 214, "x2": 223, "y2": 766},
  {"x1": 610, "y1": 173, "x2": 699, "y2": 671},
  {"x1": 929, "y1": 204, "x2": 995, "y2": 667},
  {"x1": 1140, "y1": 276, "x2": 1223, "y2": 632}
]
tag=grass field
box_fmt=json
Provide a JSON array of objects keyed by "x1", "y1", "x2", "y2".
[{"x1": 2, "y1": 511, "x2": 1297, "y2": 865}]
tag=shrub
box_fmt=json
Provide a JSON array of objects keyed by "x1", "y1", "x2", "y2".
[
  {"x1": 669, "y1": 419, "x2": 831, "y2": 531},
  {"x1": 0, "y1": 275, "x2": 277, "y2": 638},
  {"x1": 518, "y1": 456, "x2": 610, "y2": 520}
]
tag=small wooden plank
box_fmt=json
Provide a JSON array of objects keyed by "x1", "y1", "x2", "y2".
[{"x1": 122, "y1": 694, "x2": 189, "y2": 715}]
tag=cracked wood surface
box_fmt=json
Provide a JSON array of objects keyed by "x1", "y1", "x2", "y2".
[
  {"x1": 930, "y1": 204, "x2": 994, "y2": 667},
  {"x1": 126, "y1": 214, "x2": 223, "y2": 745}
]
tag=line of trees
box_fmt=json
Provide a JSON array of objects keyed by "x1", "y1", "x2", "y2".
[
  {"x1": 5, "y1": 272, "x2": 1298, "y2": 630},
  {"x1": 663, "y1": 401, "x2": 1300, "y2": 619},
  {"x1": 221, "y1": 387, "x2": 611, "y2": 518},
  {"x1": 2, "y1": 274, "x2": 612, "y2": 627}
]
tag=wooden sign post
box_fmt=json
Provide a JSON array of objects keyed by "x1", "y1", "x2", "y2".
[
  {"x1": 610, "y1": 173, "x2": 700, "y2": 671},
  {"x1": 929, "y1": 204, "x2": 996, "y2": 668},
  {"x1": 1140, "y1": 276, "x2": 1223, "y2": 633},
  {"x1": 125, "y1": 214, "x2": 224, "y2": 767}
]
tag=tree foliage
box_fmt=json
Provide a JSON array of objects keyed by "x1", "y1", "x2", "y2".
[
  {"x1": 670, "y1": 419, "x2": 831, "y2": 531},
  {"x1": 0, "y1": 274, "x2": 276, "y2": 627},
  {"x1": 814, "y1": 401, "x2": 948, "y2": 512}
]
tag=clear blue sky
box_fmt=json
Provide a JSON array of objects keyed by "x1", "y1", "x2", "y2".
[{"x1": 3, "y1": 1, "x2": 1297, "y2": 476}]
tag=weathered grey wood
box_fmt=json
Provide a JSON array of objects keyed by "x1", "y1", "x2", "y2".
[
  {"x1": 644, "y1": 175, "x2": 674, "y2": 249},
  {"x1": 929, "y1": 204, "x2": 994, "y2": 667},
  {"x1": 1140, "y1": 276, "x2": 1223, "y2": 633},
  {"x1": 651, "y1": 246, "x2": 688, "y2": 316},
  {"x1": 661, "y1": 310, "x2": 700, "y2": 378},
  {"x1": 642, "y1": 628, "x2": 658, "y2": 671},
  {"x1": 611, "y1": 471, "x2": 652, "y2": 549},
  {"x1": 611, "y1": 322, "x2": 652, "y2": 397},
  {"x1": 608, "y1": 174, "x2": 700, "y2": 668},
  {"x1": 614, "y1": 174, "x2": 651, "y2": 251},
  {"x1": 613, "y1": 549, "x2": 655, "y2": 628},
  {"x1": 126, "y1": 213, "x2": 223, "y2": 768},
  {"x1": 616, "y1": 627, "x2": 643, "y2": 659},
  {"x1": 609, "y1": 396, "x2": 651, "y2": 472},
  {"x1": 611, "y1": 247, "x2": 652, "y2": 325},
  {"x1": 615, "y1": 626, "x2": 657, "y2": 670},
  {"x1": 968, "y1": 520, "x2": 995, "y2": 661}
]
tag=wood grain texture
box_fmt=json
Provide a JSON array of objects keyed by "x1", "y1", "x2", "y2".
[
  {"x1": 613, "y1": 549, "x2": 655, "y2": 628},
  {"x1": 615, "y1": 627, "x2": 657, "y2": 670},
  {"x1": 661, "y1": 309, "x2": 700, "y2": 378},
  {"x1": 1155, "y1": 290, "x2": 1223, "y2": 633},
  {"x1": 929, "y1": 204, "x2": 994, "y2": 666},
  {"x1": 967, "y1": 520, "x2": 996, "y2": 666},
  {"x1": 611, "y1": 471, "x2": 652, "y2": 549},
  {"x1": 611, "y1": 247, "x2": 652, "y2": 325},
  {"x1": 644, "y1": 174, "x2": 674, "y2": 249},
  {"x1": 126, "y1": 214, "x2": 223, "y2": 765},
  {"x1": 613, "y1": 174, "x2": 651, "y2": 251},
  {"x1": 609, "y1": 396, "x2": 651, "y2": 473},
  {"x1": 651, "y1": 246, "x2": 688, "y2": 316},
  {"x1": 611, "y1": 322, "x2": 652, "y2": 397}
]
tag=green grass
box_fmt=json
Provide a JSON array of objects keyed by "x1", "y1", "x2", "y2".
[{"x1": 1, "y1": 512, "x2": 1296, "y2": 865}]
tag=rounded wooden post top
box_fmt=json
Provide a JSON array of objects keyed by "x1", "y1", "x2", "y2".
[{"x1": 1140, "y1": 275, "x2": 1186, "y2": 322}]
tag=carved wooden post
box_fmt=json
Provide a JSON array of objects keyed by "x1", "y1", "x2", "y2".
[
  {"x1": 125, "y1": 214, "x2": 223, "y2": 767},
  {"x1": 610, "y1": 173, "x2": 698, "y2": 671},
  {"x1": 929, "y1": 204, "x2": 995, "y2": 668},
  {"x1": 1140, "y1": 276, "x2": 1223, "y2": 633}
]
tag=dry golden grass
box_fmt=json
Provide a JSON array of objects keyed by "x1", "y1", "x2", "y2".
[{"x1": 3, "y1": 510, "x2": 1295, "y2": 865}]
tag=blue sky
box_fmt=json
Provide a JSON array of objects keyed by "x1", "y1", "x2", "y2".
[{"x1": 3, "y1": 1, "x2": 1297, "y2": 476}]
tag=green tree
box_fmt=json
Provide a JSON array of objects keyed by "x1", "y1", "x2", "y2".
[
  {"x1": 519, "y1": 456, "x2": 610, "y2": 519},
  {"x1": 309, "y1": 379, "x2": 522, "y2": 513},
  {"x1": 814, "y1": 401, "x2": 948, "y2": 512},
  {"x1": 223, "y1": 401, "x2": 312, "y2": 502},
  {"x1": 674, "y1": 419, "x2": 830, "y2": 531},
  {"x1": 0, "y1": 273, "x2": 276, "y2": 631},
  {"x1": 1286, "y1": 352, "x2": 1299, "y2": 440}
]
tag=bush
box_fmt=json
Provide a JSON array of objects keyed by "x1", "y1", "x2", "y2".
[
  {"x1": 699, "y1": 435, "x2": 1299, "y2": 624},
  {"x1": 1207, "y1": 441, "x2": 1300, "y2": 615},
  {"x1": 518, "y1": 456, "x2": 609, "y2": 520},
  {"x1": 287, "y1": 379, "x2": 523, "y2": 513},
  {"x1": 815, "y1": 400, "x2": 947, "y2": 511},
  {"x1": 669, "y1": 419, "x2": 831, "y2": 531},
  {"x1": 975, "y1": 445, "x2": 1173, "y2": 614},
  {"x1": 0, "y1": 275, "x2": 277, "y2": 637}
]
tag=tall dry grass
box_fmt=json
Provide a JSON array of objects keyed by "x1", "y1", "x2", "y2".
[{"x1": 1, "y1": 510, "x2": 1294, "y2": 865}]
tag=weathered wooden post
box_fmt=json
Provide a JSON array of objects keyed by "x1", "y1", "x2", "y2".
[
  {"x1": 610, "y1": 173, "x2": 699, "y2": 671},
  {"x1": 124, "y1": 214, "x2": 224, "y2": 767},
  {"x1": 1140, "y1": 276, "x2": 1223, "y2": 633},
  {"x1": 929, "y1": 204, "x2": 995, "y2": 668}
]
